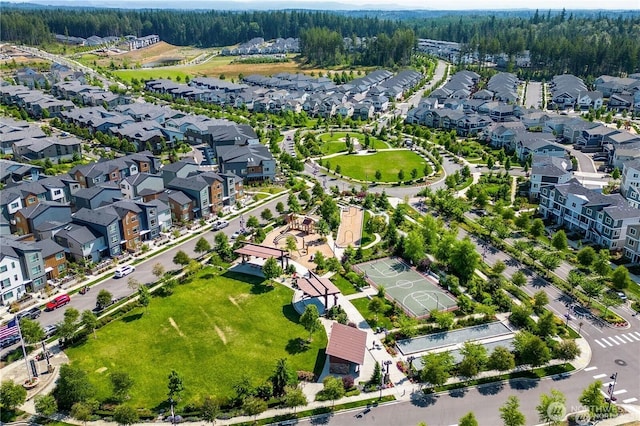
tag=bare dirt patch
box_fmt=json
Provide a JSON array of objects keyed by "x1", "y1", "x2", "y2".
[
  {"x1": 228, "y1": 295, "x2": 242, "y2": 309},
  {"x1": 95, "y1": 367, "x2": 108, "y2": 374},
  {"x1": 214, "y1": 325, "x2": 227, "y2": 345},
  {"x1": 168, "y1": 317, "x2": 185, "y2": 337}
]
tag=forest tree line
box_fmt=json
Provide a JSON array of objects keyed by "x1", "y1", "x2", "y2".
[{"x1": 1, "y1": 6, "x2": 638, "y2": 77}]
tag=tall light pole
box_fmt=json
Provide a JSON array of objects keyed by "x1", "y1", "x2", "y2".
[{"x1": 608, "y1": 372, "x2": 618, "y2": 410}]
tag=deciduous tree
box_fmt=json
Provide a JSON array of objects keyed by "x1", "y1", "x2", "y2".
[{"x1": 500, "y1": 396, "x2": 526, "y2": 426}]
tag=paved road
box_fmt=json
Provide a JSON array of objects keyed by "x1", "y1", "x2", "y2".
[{"x1": 1, "y1": 194, "x2": 289, "y2": 346}]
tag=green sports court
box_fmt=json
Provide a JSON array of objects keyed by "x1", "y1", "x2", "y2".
[{"x1": 354, "y1": 257, "x2": 457, "y2": 318}]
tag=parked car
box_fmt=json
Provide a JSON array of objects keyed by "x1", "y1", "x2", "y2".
[
  {"x1": 1, "y1": 334, "x2": 20, "y2": 348},
  {"x1": 16, "y1": 307, "x2": 41, "y2": 321},
  {"x1": 212, "y1": 220, "x2": 229, "y2": 231},
  {"x1": 43, "y1": 324, "x2": 58, "y2": 338},
  {"x1": 230, "y1": 230, "x2": 242, "y2": 240},
  {"x1": 45, "y1": 294, "x2": 70, "y2": 311},
  {"x1": 114, "y1": 265, "x2": 135, "y2": 278}
]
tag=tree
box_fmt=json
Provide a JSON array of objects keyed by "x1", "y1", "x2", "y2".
[
  {"x1": 403, "y1": 230, "x2": 425, "y2": 266},
  {"x1": 313, "y1": 251, "x2": 326, "y2": 272},
  {"x1": 19, "y1": 317, "x2": 44, "y2": 344},
  {"x1": 459, "y1": 412, "x2": 478, "y2": 426},
  {"x1": 368, "y1": 297, "x2": 386, "y2": 324},
  {"x1": 419, "y1": 352, "x2": 453, "y2": 388},
  {"x1": 432, "y1": 310, "x2": 455, "y2": 330},
  {"x1": 375, "y1": 170, "x2": 382, "y2": 181},
  {"x1": 540, "y1": 252, "x2": 561, "y2": 271},
  {"x1": 214, "y1": 232, "x2": 232, "y2": 261},
  {"x1": 487, "y1": 156, "x2": 495, "y2": 169},
  {"x1": 34, "y1": 394, "x2": 58, "y2": 419},
  {"x1": 300, "y1": 304, "x2": 321, "y2": 341},
  {"x1": 491, "y1": 260, "x2": 507, "y2": 276},
  {"x1": 533, "y1": 290, "x2": 549, "y2": 312},
  {"x1": 536, "y1": 389, "x2": 566, "y2": 424},
  {"x1": 529, "y1": 218, "x2": 545, "y2": 238},
  {"x1": 611, "y1": 265, "x2": 630, "y2": 290},
  {"x1": 71, "y1": 402, "x2": 93, "y2": 426},
  {"x1": 611, "y1": 167, "x2": 621, "y2": 179},
  {"x1": 127, "y1": 276, "x2": 141, "y2": 292},
  {"x1": 555, "y1": 339, "x2": 581, "y2": 365},
  {"x1": 113, "y1": 405, "x2": 139, "y2": 426},
  {"x1": 284, "y1": 385, "x2": 307, "y2": 413},
  {"x1": 167, "y1": 370, "x2": 184, "y2": 403},
  {"x1": 322, "y1": 376, "x2": 345, "y2": 407},
  {"x1": 500, "y1": 396, "x2": 526, "y2": 426},
  {"x1": 195, "y1": 237, "x2": 211, "y2": 255},
  {"x1": 285, "y1": 235, "x2": 298, "y2": 255},
  {"x1": 96, "y1": 289, "x2": 113, "y2": 310},
  {"x1": 81, "y1": 310, "x2": 98, "y2": 339},
  {"x1": 173, "y1": 250, "x2": 190, "y2": 266},
  {"x1": 487, "y1": 346, "x2": 515, "y2": 372},
  {"x1": 270, "y1": 358, "x2": 292, "y2": 398},
  {"x1": 579, "y1": 381, "x2": 608, "y2": 419},
  {"x1": 514, "y1": 331, "x2": 551, "y2": 367},
  {"x1": 0, "y1": 380, "x2": 27, "y2": 411},
  {"x1": 512, "y1": 271, "x2": 527, "y2": 287},
  {"x1": 152, "y1": 263, "x2": 165, "y2": 281},
  {"x1": 449, "y1": 238, "x2": 480, "y2": 283},
  {"x1": 246, "y1": 215, "x2": 260, "y2": 229},
  {"x1": 276, "y1": 201, "x2": 285, "y2": 214},
  {"x1": 288, "y1": 192, "x2": 301, "y2": 213},
  {"x1": 53, "y1": 364, "x2": 96, "y2": 410},
  {"x1": 536, "y1": 311, "x2": 557, "y2": 338},
  {"x1": 260, "y1": 209, "x2": 273, "y2": 221},
  {"x1": 110, "y1": 372, "x2": 134, "y2": 403},
  {"x1": 398, "y1": 169, "x2": 405, "y2": 181},
  {"x1": 262, "y1": 256, "x2": 283, "y2": 281},
  {"x1": 581, "y1": 278, "x2": 604, "y2": 305},
  {"x1": 592, "y1": 249, "x2": 611, "y2": 277},
  {"x1": 137, "y1": 286, "x2": 151, "y2": 312},
  {"x1": 201, "y1": 396, "x2": 220, "y2": 424},
  {"x1": 243, "y1": 396, "x2": 267, "y2": 420},
  {"x1": 577, "y1": 246, "x2": 597, "y2": 268},
  {"x1": 551, "y1": 230, "x2": 568, "y2": 251},
  {"x1": 458, "y1": 342, "x2": 488, "y2": 381}
]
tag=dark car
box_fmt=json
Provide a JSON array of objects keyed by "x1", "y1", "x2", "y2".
[
  {"x1": 1, "y1": 334, "x2": 20, "y2": 348},
  {"x1": 16, "y1": 307, "x2": 41, "y2": 321}
]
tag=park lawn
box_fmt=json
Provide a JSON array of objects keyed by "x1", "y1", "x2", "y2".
[
  {"x1": 330, "y1": 274, "x2": 358, "y2": 296},
  {"x1": 329, "y1": 150, "x2": 427, "y2": 182},
  {"x1": 360, "y1": 211, "x2": 373, "y2": 247},
  {"x1": 318, "y1": 132, "x2": 389, "y2": 154},
  {"x1": 65, "y1": 268, "x2": 327, "y2": 408},
  {"x1": 350, "y1": 297, "x2": 393, "y2": 330},
  {"x1": 114, "y1": 68, "x2": 190, "y2": 83}
]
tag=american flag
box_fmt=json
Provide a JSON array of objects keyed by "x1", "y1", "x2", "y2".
[{"x1": 0, "y1": 318, "x2": 19, "y2": 339}]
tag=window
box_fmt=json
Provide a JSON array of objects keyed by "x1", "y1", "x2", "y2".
[
  {"x1": 3, "y1": 291, "x2": 14, "y2": 300},
  {"x1": 586, "y1": 208, "x2": 592, "y2": 216},
  {"x1": 132, "y1": 227, "x2": 138, "y2": 234},
  {"x1": 1, "y1": 278, "x2": 10, "y2": 289},
  {"x1": 150, "y1": 220, "x2": 157, "y2": 226},
  {"x1": 631, "y1": 228, "x2": 638, "y2": 236},
  {"x1": 605, "y1": 217, "x2": 612, "y2": 225},
  {"x1": 33, "y1": 277, "x2": 43, "y2": 287},
  {"x1": 10, "y1": 202, "x2": 19, "y2": 209},
  {"x1": 55, "y1": 252, "x2": 65, "y2": 260},
  {"x1": 111, "y1": 235, "x2": 119, "y2": 243},
  {"x1": 29, "y1": 253, "x2": 39, "y2": 263},
  {"x1": 53, "y1": 189, "x2": 61, "y2": 196},
  {"x1": 131, "y1": 216, "x2": 137, "y2": 222},
  {"x1": 32, "y1": 265, "x2": 42, "y2": 275},
  {"x1": 28, "y1": 197, "x2": 36, "y2": 204},
  {"x1": 0, "y1": 265, "x2": 6, "y2": 273},
  {"x1": 58, "y1": 264, "x2": 66, "y2": 273},
  {"x1": 14, "y1": 275, "x2": 18, "y2": 281}
]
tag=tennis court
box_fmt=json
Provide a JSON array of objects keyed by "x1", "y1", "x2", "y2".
[{"x1": 354, "y1": 257, "x2": 457, "y2": 318}]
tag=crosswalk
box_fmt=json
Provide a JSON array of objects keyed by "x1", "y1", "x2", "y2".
[
  {"x1": 589, "y1": 366, "x2": 637, "y2": 405},
  {"x1": 593, "y1": 332, "x2": 640, "y2": 348}
]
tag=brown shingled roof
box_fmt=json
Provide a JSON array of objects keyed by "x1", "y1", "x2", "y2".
[{"x1": 326, "y1": 323, "x2": 367, "y2": 365}]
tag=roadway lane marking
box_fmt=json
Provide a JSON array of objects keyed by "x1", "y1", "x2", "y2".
[
  {"x1": 621, "y1": 334, "x2": 635, "y2": 343},
  {"x1": 602, "y1": 381, "x2": 614, "y2": 387},
  {"x1": 628, "y1": 333, "x2": 640, "y2": 341},
  {"x1": 634, "y1": 332, "x2": 640, "y2": 339},
  {"x1": 594, "y1": 340, "x2": 607, "y2": 348},
  {"x1": 593, "y1": 374, "x2": 607, "y2": 379},
  {"x1": 599, "y1": 338, "x2": 613, "y2": 347},
  {"x1": 606, "y1": 337, "x2": 621, "y2": 346},
  {"x1": 623, "y1": 398, "x2": 638, "y2": 403},
  {"x1": 584, "y1": 366, "x2": 598, "y2": 371},
  {"x1": 613, "y1": 389, "x2": 627, "y2": 395},
  {"x1": 613, "y1": 335, "x2": 628, "y2": 344}
]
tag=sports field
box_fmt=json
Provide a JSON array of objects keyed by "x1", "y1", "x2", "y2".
[
  {"x1": 354, "y1": 258, "x2": 457, "y2": 318},
  {"x1": 328, "y1": 150, "x2": 427, "y2": 182}
]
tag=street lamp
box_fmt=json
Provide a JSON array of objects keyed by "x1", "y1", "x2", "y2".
[
  {"x1": 407, "y1": 356, "x2": 416, "y2": 378},
  {"x1": 608, "y1": 373, "x2": 618, "y2": 410}
]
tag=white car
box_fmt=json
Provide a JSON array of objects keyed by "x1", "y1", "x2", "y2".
[
  {"x1": 212, "y1": 220, "x2": 229, "y2": 231},
  {"x1": 230, "y1": 230, "x2": 242, "y2": 240},
  {"x1": 114, "y1": 265, "x2": 135, "y2": 278}
]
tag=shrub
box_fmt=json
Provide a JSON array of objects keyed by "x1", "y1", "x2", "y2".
[{"x1": 342, "y1": 375, "x2": 355, "y2": 390}]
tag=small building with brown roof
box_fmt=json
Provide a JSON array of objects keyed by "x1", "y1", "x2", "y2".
[{"x1": 325, "y1": 322, "x2": 367, "y2": 375}]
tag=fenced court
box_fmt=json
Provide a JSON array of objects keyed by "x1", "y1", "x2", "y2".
[{"x1": 354, "y1": 257, "x2": 457, "y2": 318}]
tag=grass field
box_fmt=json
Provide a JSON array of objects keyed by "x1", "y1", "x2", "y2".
[
  {"x1": 65, "y1": 268, "x2": 327, "y2": 407},
  {"x1": 350, "y1": 297, "x2": 393, "y2": 330},
  {"x1": 318, "y1": 132, "x2": 389, "y2": 155},
  {"x1": 328, "y1": 150, "x2": 427, "y2": 182}
]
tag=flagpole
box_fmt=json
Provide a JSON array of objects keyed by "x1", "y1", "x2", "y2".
[{"x1": 16, "y1": 318, "x2": 32, "y2": 382}]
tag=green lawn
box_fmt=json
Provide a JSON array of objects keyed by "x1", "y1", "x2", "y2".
[
  {"x1": 361, "y1": 211, "x2": 374, "y2": 246},
  {"x1": 114, "y1": 68, "x2": 190, "y2": 83},
  {"x1": 318, "y1": 132, "x2": 389, "y2": 155},
  {"x1": 65, "y1": 268, "x2": 327, "y2": 408},
  {"x1": 329, "y1": 150, "x2": 427, "y2": 182},
  {"x1": 350, "y1": 297, "x2": 393, "y2": 329},
  {"x1": 330, "y1": 274, "x2": 358, "y2": 296}
]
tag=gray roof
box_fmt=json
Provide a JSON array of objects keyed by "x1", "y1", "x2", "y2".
[
  {"x1": 167, "y1": 176, "x2": 208, "y2": 191},
  {"x1": 33, "y1": 238, "x2": 65, "y2": 258},
  {"x1": 159, "y1": 189, "x2": 192, "y2": 205},
  {"x1": 73, "y1": 207, "x2": 118, "y2": 226},
  {"x1": 73, "y1": 183, "x2": 120, "y2": 201},
  {"x1": 55, "y1": 223, "x2": 100, "y2": 245}
]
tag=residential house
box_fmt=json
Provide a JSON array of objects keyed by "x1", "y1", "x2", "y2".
[
  {"x1": 0, "y1": 236, "x2": 46, "y2": 304},
  {"x1": 0, "y1": 117, "x2": 46, "y2": 155},
  {"x1": 621, "y1": 159, "x2": 640, "y2": 209},
  {"x1": 161, "y1": 159, "x2": 199, "y2": 186},
  {"x1": 516, "y1": 138, "x2": 566, "y2": 161},
  {"x1": 484, "y1": 122, "x2": 526, "y2": 149},
  {"x1": 624, "y1": 224, "x2": 640, "y2": 264},
  {"x1": 144, "y1": 199, "x2": 172, "y2": 232},
  {"x1": 53, "y1": 223, "x2": 106, "y2": 262},
  {"x1": 69, "y1": 151, "x2": 160, "y2": 188},
  {"x1": 549, "y1": 74, "x2": 587, "y2": 109},
  {"x1": 166, "y1": 177, "x2": 211, "y2": 218},
  {"x1": 216, "y1": 144, "x2": 276, "y2": 182},
  {"x1": 575, "y1": 125, "x2": 618, "y2": 153},
  {"x1": 607, "y1": 94, "x2": 634, "y2": 112},
  {"x1": 195, "y1": 171, "x2": 225, "y2": 214},
  {"x1": 529, "y1": 155, "x2": 573, "y2": 200},
  {"x1": 12, "y1": 136, "x2": 82, "y2": 162},
  {"x1": 12, "y1": 201, "x2": 72, "y2": 237},
  {"x1": 576, "y1": 91, "x2": 604, "y2": 111},
  {"x1": 0, "y1": 159, "x2": 42, "y2": 185},
  {"x1": 158, "y1": 190, "x2": 194, "y2": 223},
  {"x1": 72, "y1": 207, "x2": 122, "y2": 257},
  {"x1": 71, "y1": 183, "x2": 121, "y2": 211},
  {"x1": 539, "y1": 179, "x2": 640, "y2": 250},
  {"x1": 120, "y1": 173, "x2": 164, "y2": 200},
  {"x1": 33, "y1": 238, "x2": 67, "y2": 280}
]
